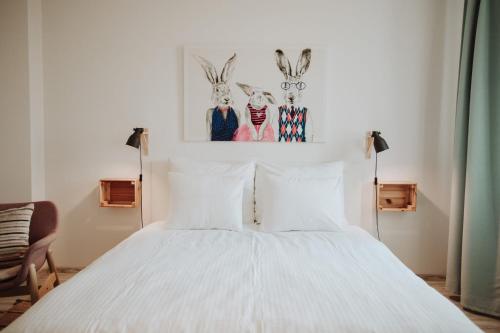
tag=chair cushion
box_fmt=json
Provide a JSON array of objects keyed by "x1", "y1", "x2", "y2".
[
  {"x1": 0, "y1": 204, "x2": 34, "y2": 268},
  {"x1": 0, "y1": 265, "x2": 21, "y2": 281}
]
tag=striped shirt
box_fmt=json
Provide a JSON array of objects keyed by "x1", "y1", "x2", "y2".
[{"x1": 248, "y1": 104, "x2": 267, "y2": 126}]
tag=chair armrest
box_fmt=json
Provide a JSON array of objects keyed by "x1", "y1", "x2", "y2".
[
  {"x1": 27, "y1": 233, "x2": 57, "y2": 255},
  {"x1": 14, "y1": 233, "x2": 57, "y2": 285}
]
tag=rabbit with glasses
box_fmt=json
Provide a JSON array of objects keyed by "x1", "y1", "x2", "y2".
[
  {"x1": 275, "y1": 48, "x2": 313, "y2": 142},
  {"x1": 233, "y1": 83, "x2": 276, "y2": 142},
  {"x1": 194, "y1": 53, "x2": 240, "y2": 141}
]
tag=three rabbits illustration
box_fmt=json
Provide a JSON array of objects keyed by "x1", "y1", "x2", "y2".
[
  {"x1": 194, "y1": 48, "x2": 312, "y2": 142},
  {"x1": 194, "y1": 53, "x2": 239, "y2": 141}
]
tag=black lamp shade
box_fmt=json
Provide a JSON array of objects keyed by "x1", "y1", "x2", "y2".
[
  {"x1": 126, "y1": 128, "x2": 144, "y2": 149},
  {"x1": 372, "y1": 131, "x2": 389, "y2": 153}
]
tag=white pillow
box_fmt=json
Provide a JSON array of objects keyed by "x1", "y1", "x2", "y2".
[
  {"x1": 255, "y1": 161, "x2": 346, "y2": 227},
  {"x1": 258, "y1": 173, "x2": 345, "y2": 232},
  {"x1": 166, "y1": 172, "x2": 245, "y2": 230},
  {"x1": 169, "y1": 158, "x2": 255, "y2": 224}
]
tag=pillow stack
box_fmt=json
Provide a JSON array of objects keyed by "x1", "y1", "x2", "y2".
[
  {"x1": 255, "y1": 162, "x2": 346, "y2": 232},
  {"x1": 167, "y1": 172, "x2": 245, "y2": 231},
  {"x1": 164, "y1": 158, "x2": 347, "y2": 232},
  {"x1": 0, "y1": 203, "x2": 34, "y2": 268},
  {"x1": 166, "y1": 158, "x2": 255, "y2": 231}
]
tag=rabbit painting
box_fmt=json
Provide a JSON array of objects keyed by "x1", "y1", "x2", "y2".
[
  {"x1": 233, "y1": 83, "x2": 276, "y2": 142},
  {"x1": 194, "y1": 53, "x2": 240, "y2": 141},
  {"x1": 275, "y1": 48, "x2": 313, "y2": 142}
]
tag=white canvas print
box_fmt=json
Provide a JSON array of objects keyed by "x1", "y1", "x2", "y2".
[{"x1": 184, "y1": 45, "x2": 328, "y2": 143}]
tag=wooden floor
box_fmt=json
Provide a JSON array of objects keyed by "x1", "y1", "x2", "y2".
[
  {"x1": 0, "y1": 270, "x2": 499, "y2": 331},
  {"x1": 0, "y1": 267, "x2": 78, "y2": 330},
  {"x1": 423, "y1": 275, "x2": 500, "y2": 333}
]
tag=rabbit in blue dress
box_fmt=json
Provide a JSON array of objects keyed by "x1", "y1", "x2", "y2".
[{"x1": 194, "y1": 53, "x2": 240, "y2": 141}]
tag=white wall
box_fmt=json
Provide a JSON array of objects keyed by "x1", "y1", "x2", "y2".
[
  {"x1": 0, "y1": 0, "x2": 32, "y2": 202},
  {"x1": 28, "y1": 0, "x2": 46, "y2": 201},
  {"x1": 0, "y1": 0, "x2": 46, "y2": 202},
  {"x1": 36, "y1": 0, "x2": 463, "y2": 273}
]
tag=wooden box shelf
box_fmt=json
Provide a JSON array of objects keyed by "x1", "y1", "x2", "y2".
[
  {"x1": 99, "y1": 179, "x2": 139, "y2": 208},
  {"x1": 377, "y1": 181, "x2": 417, "y2": 212}
]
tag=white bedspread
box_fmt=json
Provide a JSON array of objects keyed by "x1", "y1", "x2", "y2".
[{"x1": 6, "y1": 223, "x2": 480, "y2": 333}]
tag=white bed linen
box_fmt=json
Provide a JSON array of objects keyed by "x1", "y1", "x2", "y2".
[{"x1": 6, "y1": 223, "x2": 480, "y2": 333}]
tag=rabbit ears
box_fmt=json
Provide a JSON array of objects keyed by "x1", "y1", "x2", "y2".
[
  {"x1": 275, "y1": 48, "x2": 311, "y2": 80},
  {"x1": 194, "y1": 53, "x2": 237, "y2": 84},
  {"x1": 236, "y1": 82, "x2": 277, "y2": 104}
]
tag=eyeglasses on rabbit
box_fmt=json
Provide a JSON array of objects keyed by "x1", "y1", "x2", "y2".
[{"x1": 281, "y1": 81, "x2": 307, "y2": 90}]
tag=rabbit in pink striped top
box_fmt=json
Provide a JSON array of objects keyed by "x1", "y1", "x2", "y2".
[{"x1": 233, "y1": 83, "x2": 276, "y2": 142}]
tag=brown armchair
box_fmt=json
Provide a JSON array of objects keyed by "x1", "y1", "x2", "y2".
[{"x1": 0, "y1": 201, "x2": 60, "y2": 304}]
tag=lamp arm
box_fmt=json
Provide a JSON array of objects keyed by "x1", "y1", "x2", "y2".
[
  {"x1": 139, "y1": 145, "x2": 143, "y2": 228},
  {"x1": 139, "y1": 145, "x2": 143, "y2": 182},
  {"x1": 374, "y1": 152, "x2": 380, "y2": 240}
]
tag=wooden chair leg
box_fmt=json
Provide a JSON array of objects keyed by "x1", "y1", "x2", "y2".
[
  {"x1": 46, "y1": 249, "x2": 60, "y2": 286},
  {"x1": 28, "y1": 264, "x2": 39, "y2": 304}
]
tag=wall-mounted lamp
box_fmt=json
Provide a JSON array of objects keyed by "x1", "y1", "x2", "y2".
[
  {"x1": 370, "y1": 131, "x2": 389, "y2": 184},
  {"x1": 126, "y1": 128, "x2": 149, "y2": 227},
  {"x1": 367, "y1": 130, "x2": 389, "y2": 240},
  {"x1": 126, "y1": 128, "x2": 143, "y2": 148}
]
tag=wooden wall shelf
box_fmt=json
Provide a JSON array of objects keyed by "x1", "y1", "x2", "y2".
[
  {"x1": 99, "y1": 179, "x2": 139, "y2": 208},
  {"x1": 377, "y1": 181, "x2": 417, "y2": 212}
]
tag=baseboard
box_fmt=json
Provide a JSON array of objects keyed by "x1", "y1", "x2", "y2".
[
  {"x1": 39, "y1": 266, "x2": 81, "y2": 274},
  {"x1": 417, "y1": 274, "x2": 445, "y2": 281}
]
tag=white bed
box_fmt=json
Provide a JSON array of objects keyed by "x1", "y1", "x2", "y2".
[{"x1": 6, "y1": 222, "x2": 480, "y2": 333}]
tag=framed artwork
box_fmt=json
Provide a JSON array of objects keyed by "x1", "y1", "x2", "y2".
[{"x1": 184, "y1": 45, "x2": 328, "y2": 143}]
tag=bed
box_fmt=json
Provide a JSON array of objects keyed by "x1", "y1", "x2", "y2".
[{"x1": 5, "y1": 222, "x2": 480, "y2": 333}]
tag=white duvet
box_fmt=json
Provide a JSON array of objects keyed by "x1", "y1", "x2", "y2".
[{"x1": 6, "y1": 223, "x2": 480, "y2": 333}]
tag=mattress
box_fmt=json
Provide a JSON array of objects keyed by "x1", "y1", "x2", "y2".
[{"x1": 6, "y1": 222, "x2": 480, "y2": 333}]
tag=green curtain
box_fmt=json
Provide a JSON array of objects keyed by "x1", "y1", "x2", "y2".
[{"x1": 446, "y1": 0, "x2": 500, "y2": 317}]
